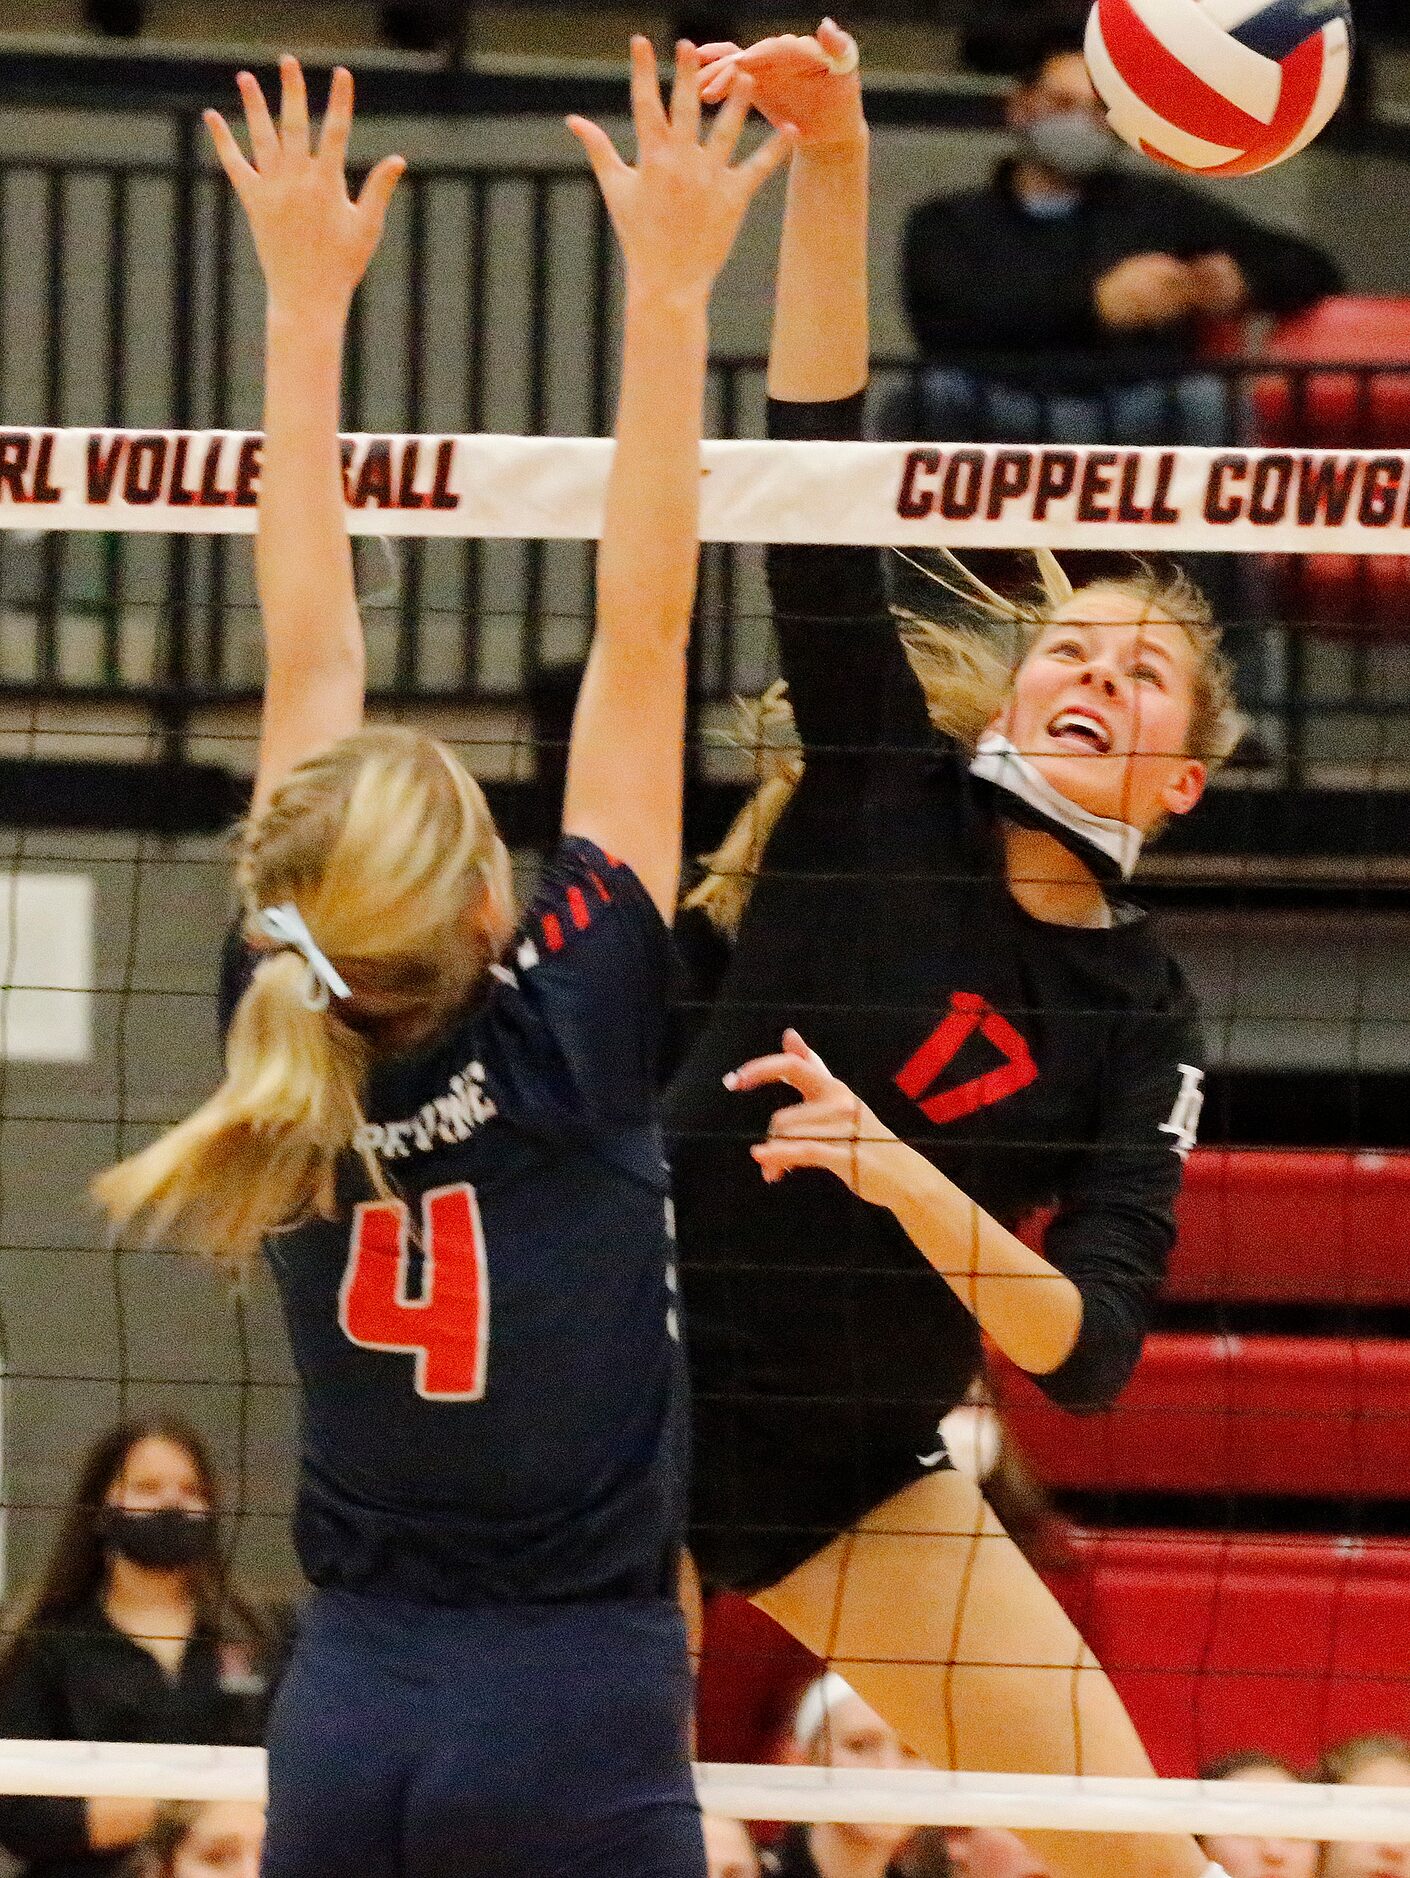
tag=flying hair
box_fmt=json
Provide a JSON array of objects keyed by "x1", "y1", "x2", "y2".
[
  {"x1": 685, "y1": 550, "x2": 1245, "y2": 939},
  {"x1": 92, "y1": 727, "x2": 510, "y2": 1276}
]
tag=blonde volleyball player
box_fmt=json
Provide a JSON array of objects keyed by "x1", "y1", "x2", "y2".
[
  {"x1": 667, "y1": 24, "x2": 1241, "y2": 1878},
  {"x1": 96, "y1": 49, "x2": 791, "y2": 1878}
]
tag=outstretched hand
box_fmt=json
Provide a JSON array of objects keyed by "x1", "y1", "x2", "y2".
[
  {"x1": 726, "y1": 1028, "x2": 896, "y2": 1201},
  {"x1": 205, "y1": 57, "x2": 406, "y2": 316},
  {"x1": 568, "y1": 38, "x2": 795, "y2": 301},
  {"x1": 698, "y1": 18, "x2": 864, "y2": 149}
]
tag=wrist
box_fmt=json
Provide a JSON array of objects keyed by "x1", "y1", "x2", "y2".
[
  {"x1": 796, "y1": 124, "x2": 869, "y2": 160},
  {"x1": 265, "y1": 296, "x2": 351, "y2": 345},
  {"x1": 622, "y1": 280, "x2": 713, "y2": 322}
]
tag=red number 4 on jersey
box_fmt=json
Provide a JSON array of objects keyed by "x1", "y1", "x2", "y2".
[{"x1": 339, "y1": 1183, "x2": 490, "y2": 1400}]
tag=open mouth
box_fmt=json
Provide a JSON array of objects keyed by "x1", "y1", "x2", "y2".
[{"x1": 1046, "y1": 708, "x2": 1114, "y2": 755}]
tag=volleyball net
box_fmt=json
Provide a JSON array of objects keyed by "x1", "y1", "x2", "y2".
[{"x1": 4, "y1": 429, "x2": 1410, "y2": 1839}]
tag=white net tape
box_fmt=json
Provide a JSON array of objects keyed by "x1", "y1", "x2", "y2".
[
  {"x1": 0, "y1": 1746, "x2": 1402, "y2": 1837},
  {"x1": 0, "y1": 426, "x2": 1408, "y2": 550}
]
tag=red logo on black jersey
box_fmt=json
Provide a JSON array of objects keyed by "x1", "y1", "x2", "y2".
[{"x1": 894, "y1": 992, "x2": 1037, "y2": 1125}]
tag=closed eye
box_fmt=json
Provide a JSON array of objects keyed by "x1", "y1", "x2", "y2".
[
  {"x1": 1048, "y1": 638, "x2": 1085, "y2": 661},
  {"x1": 1133, "y1": 662, "x2": 1166, "y2": 688}
]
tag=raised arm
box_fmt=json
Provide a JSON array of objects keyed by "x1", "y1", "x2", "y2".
[
  {"x1": 703, "y1": 19, "x2": 867, "y2": 401},
  {"x1": 700, "y1": 27, "x2": 930, "y2": 765},
  {"x1": 205, "y1": 60, "x2": 404, "y2": 817},
  {"x1": 562, "y1": 41, "x2": 792, "y2": 920}
]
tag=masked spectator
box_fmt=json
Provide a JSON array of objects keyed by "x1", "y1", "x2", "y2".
[
  {"x1": 0, "y1": 1418, "x2": 281, "y2": 1878},
  {"x1": 899, "y1": 13, "x2": 1342, "y2": 449}
]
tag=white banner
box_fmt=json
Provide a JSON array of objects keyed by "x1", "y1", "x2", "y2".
[{"x1": 2, "y1": 426, "x2": 1410, "y2": 553}]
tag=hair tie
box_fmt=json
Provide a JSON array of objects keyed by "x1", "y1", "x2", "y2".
[
  {"x1": 254, "y1": 904, "x2": 351, "y2": 1012},
  {"x1": 793, "y1": 1671, "x2": 858, "y2": 1751}
]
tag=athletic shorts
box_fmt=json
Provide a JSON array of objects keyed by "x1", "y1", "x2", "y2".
[
  {"x1": 688, "y1": 1388, "x2": 955, "y2": 1597},
  {"x1": 262, "y1": 1589, "x2": 704, "y2": 1878}
]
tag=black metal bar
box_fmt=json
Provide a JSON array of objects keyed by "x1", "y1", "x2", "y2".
[
  {"x1": 582, "y1": 177, "x2": 613, "y2": 663},
  {"x1": 207, "y1": 169, "x2": 233, "y2": 689},
  {"x1": 715, "y1": 358, "x2": 740, "y2": 693},
  {"x1": 397, "y1": 169, "x2": 428, "y2": 694},
  {"x1": 101, "y1": 167, "x2": 129, "y2": 688},
  {"x1": 37, "y1": 168, "x2": 67, "y2": 686},
  {"x1": 460, "y1": 173, "x2": 487, "y2": 694},
  {"x1": 159, "y1": 112, "x2": 199, "y2": 765},
  {"x1": 521, "y1": 175, "x2": 550, "y2": 691}
]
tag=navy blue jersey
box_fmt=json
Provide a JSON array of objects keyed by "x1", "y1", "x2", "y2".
[{"x1": 220, "y1": 837, "x2": 686, "y2": 1606}]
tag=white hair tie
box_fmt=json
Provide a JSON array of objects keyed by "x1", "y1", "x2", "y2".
[
  {"x1": 793, "y1": 1671, "x2": 857, "y2": 1751},
  {"x1": 254, "y1": 903, "x2": 351, "y2": 1012}
]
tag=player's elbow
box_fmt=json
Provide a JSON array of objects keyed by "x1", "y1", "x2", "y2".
[{"x1": 1030, "y1": 1293, "x2": 1145, "y2": 1414}]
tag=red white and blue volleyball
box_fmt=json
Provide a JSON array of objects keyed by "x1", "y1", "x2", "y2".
[{"x1": 1085, "y1": 0, "x2": 1352, "y2": 176}]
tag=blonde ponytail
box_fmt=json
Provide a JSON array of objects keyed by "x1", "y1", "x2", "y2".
[
  {"x1": 93, "y1": 727, "x2": 508, "y2": 1274},
  {"x1": 682, "y1": 682, "x2": 803, "y2": 938}
]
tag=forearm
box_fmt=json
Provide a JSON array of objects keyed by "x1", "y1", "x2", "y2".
[
  {"x1": 768, "y1": 134, "x2": 869, "y2": 403},
  {"x1": 258, "y1": 303, "x2": 364, "y2": 695},
  {"x1": 597, "y1": 287, "x2": 708, "y2": 648},
  {"x1": 876, "y1": 1141, "x2": 1083, "y2": 1374}
]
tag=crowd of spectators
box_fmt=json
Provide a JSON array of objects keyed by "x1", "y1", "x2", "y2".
[{"x1": 703, "y1": 1674, "x2": 1410, "y2": 1878}]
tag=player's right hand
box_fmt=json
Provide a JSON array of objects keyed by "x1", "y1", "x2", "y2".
[
  {"x1": 698, "y1": 19, "x2": 864, "y2": 150},
  {"x1": 205, "y1": 57, "x2": 406, "y2": 318},
  {"x1": 567, "y1": 38, "x2": 794, "y2": 303}
]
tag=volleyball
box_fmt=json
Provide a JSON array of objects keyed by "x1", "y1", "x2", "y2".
[{"x1": 1084, "y1": 0, "x2": 1352, "y2": 176}]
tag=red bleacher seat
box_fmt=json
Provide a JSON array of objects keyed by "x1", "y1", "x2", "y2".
[
  {"x1": 993, "y1": 1333, "x2": 1410, "y2": 1500},
  {"x1": 1167, "y1": 1148, "x2": 1410, "y2": 1305},
  {"x1": 696, "y1": 1593, "x2": 818, "y2": 1767},
  {"x1": 1255, "y1": 297, "x2": 1410, "y2": 449},
  {"x1": 1254, "y1": 296, "x2": 1410, "y2": 635},
  {"x1": 1046, "y1": 1529, "x2": 1410, "y2": 1776}
]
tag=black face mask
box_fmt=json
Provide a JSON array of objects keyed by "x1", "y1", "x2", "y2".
[{"x1": 98, "y1": 1507, "x2": 217, "y2": 1571}]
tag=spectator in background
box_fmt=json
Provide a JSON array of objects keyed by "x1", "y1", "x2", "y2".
[
  {"x1": 0, "y1": 1418, "x2": 281, "y2": 1878},
  {"x1": 898, "y1": 13, "x2": 1343, "y2": 448},
  {"x1": 1195, "y1": 1751, "x2": 1315, "y2": 1878},
  {"x1": 1318, "y1": 1734, "x2": 1410, "y2": 1878},
  {"x1": 123, "y1": 1801, "x2": 263, "y2": 1878},
  {"x1": 763, "y1": 1674, "x2": 920, "y2": 1878},
  {"x1": 706, "y1": 1814, "x2": 764, "y2": 1878}
]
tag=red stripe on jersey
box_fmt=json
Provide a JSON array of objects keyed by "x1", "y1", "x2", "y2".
[
  {"x1": 567, "y1": 885, "x2": 591, "y2": 930},
  {"x1": 588, "y1": 871, "x2": 612, "y2": 904},
  {"x1": 541, "y1": 912, "x2": 565, "y2": 951}
]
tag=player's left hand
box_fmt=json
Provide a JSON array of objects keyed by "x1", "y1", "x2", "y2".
[
  {"x1": 726, "y1": 1027, "x2": 895, "y2": 1201},
  {"x1": 698, "y1": 19, "x2": 864, "y2": 150}
]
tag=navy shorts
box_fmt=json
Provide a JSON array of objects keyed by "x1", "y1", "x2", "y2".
[{"x1": 262, "y1": 1589, "x2": 705, "y2": 1878}]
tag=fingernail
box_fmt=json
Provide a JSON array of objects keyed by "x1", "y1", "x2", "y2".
[{"x1": 723, "y1": 1071, "x2": 739, "y2": 1091}]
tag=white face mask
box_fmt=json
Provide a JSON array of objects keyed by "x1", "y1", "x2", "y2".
[
  {"x1": 1023, "y1": 109, "x2": 1118, "y2": 180},
  {"x1": 969, "y1": 732, "x2": 1144, "y2": 882}
]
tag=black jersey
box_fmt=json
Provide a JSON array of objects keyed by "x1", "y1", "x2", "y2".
[
  {"x1": 666, "y1": 396, "x2": 1203, "y2": 1521},
  {"x1": 220, "y1": 837, "x2": 686, "y2": 1606}
]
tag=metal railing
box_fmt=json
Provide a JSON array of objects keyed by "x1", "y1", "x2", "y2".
[{"x1": 0, "y1": 133, "x2": 1409, "y2": 781}]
